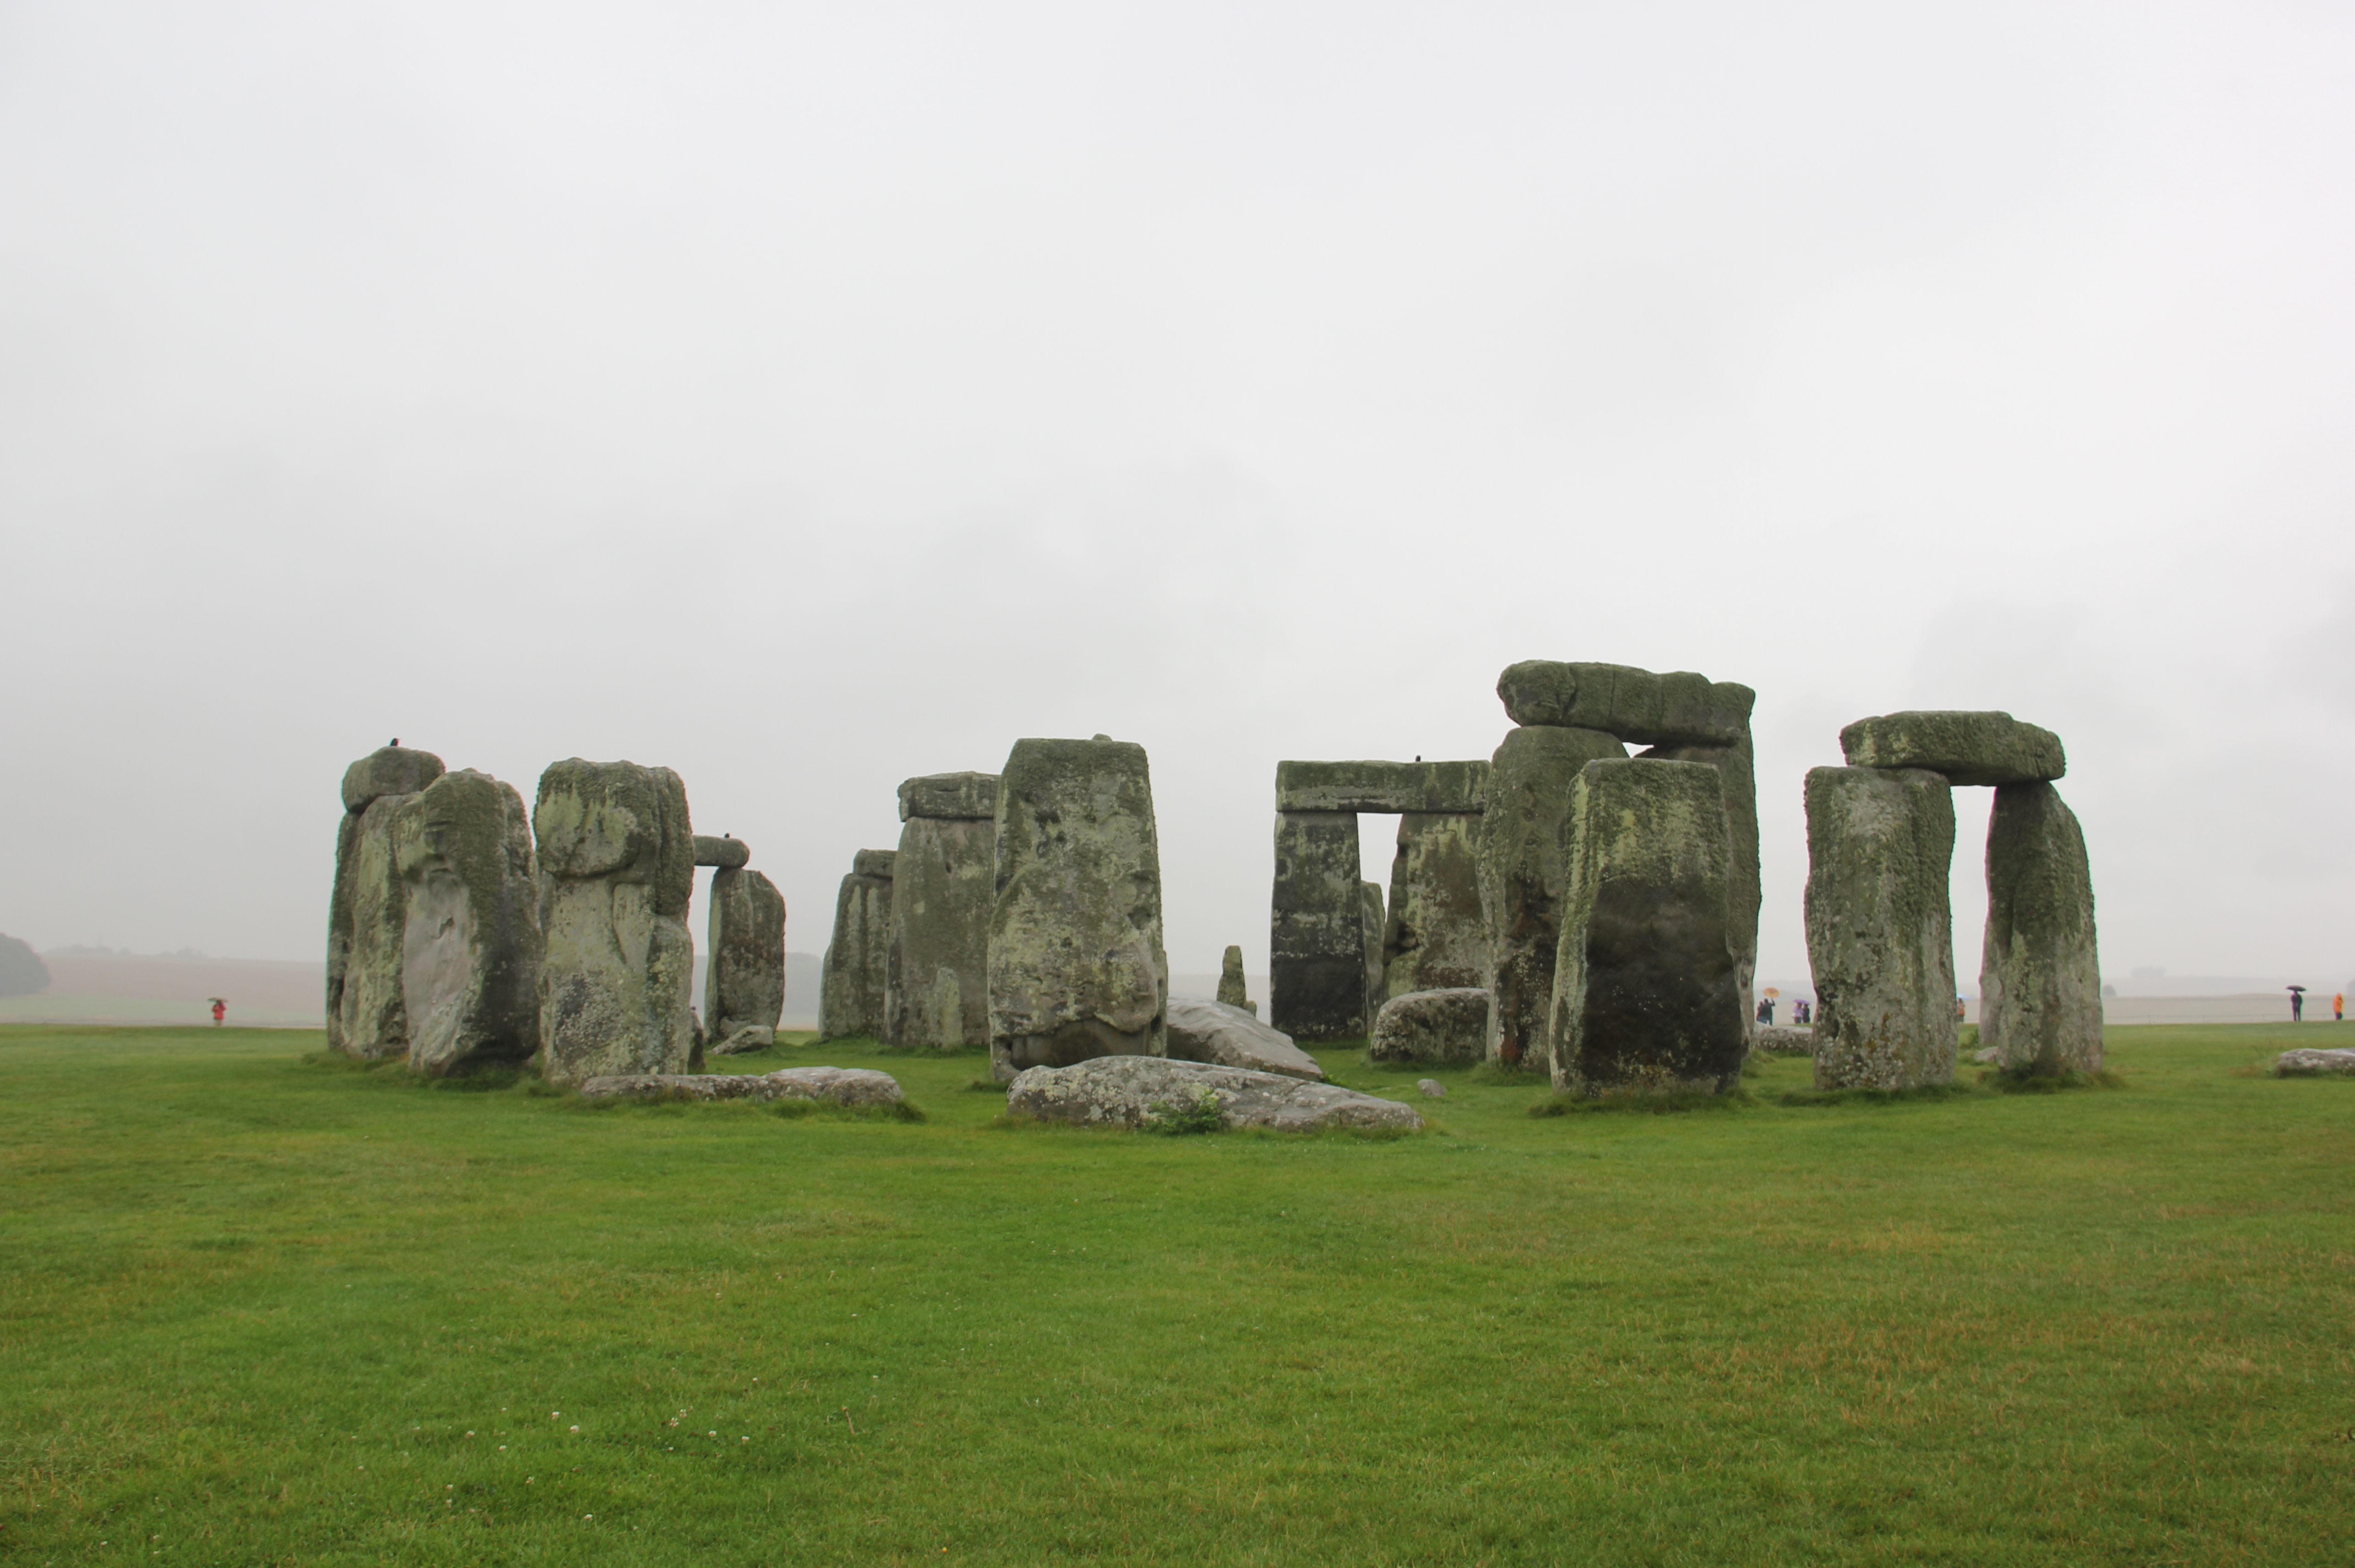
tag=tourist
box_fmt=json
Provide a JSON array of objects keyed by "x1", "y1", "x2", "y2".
[
  {"x1": 2290, "y1": 988, "x2": 2304, "y2": 1022},
  {"x1": 210, "y1": 997, "x2": 226, "y2": 1027},
  {"x1": 2335, "y1": 992, "x2": 2344, "y2": 1022}
]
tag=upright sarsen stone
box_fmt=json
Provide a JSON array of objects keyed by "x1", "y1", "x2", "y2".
[
  {"x1": 1478, "y1": 724, "x2": 1625, "y2": 1071},
  {"x1": 1547, "y1": 759, "x2": 1746, "y2": 1097},
  {"x1": 1979, "y1": 781, "x2": 2103, "y2": 1076},
  {"x1": 988, "y1": 737, "x2": 1168, "y2": 1079},
  {"x1": 1217, "y1": 945, "x2": 1254, "y2": 1014},
  {"x1": 532, "y1": 759, "x2": 697, "y2": 1085},
  {"x1": 818, "y1": 849, "x2": 895, "y2": 1040},
  {"x1": 397, "y1": 769, "x2": 541, "y2": 1076},
  {"x1": 1270, "y1": 811, "x2": 1367, "y2": 1041},
  {"x1": 1803, "y1": 766, "x2": 1958, "y2": 1089},
  {"x1": 887, "y1": 773, "x2": 999, "y2": 1049},
  {"x1": 327, "y1": 744, "x2": 445, "y2": 1058},
  {"x1": 705, "y1": 867, "x2": 786, "y2": 1052},
  {"x1": 1639, "y1": 731, "x2": 1761, "y2": 1041},
  {"x1": 1360, "y1": 880, "x2": 1387, "y2": 1034},
  {"x1": 1383, "y1": 812, "x2": 1488, "y2": 1000}
]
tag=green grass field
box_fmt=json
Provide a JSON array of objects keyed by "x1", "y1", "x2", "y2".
[{"x1": 4, "y1": 1022, "x2": 2350, "y2": 1566}]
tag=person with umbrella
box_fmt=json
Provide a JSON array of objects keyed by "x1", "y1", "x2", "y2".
[
  {"x1": 2288, "y1": 985, "x2": 2305, "y2": 1022},
  {"x1": 209, "y1": 997, "x2": 226, "y2": 1027}
]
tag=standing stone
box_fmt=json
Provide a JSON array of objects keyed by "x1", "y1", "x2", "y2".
[
  {"x1": 532, "y1": 759, "x2": 697, "y2": 1086},
  {"x1": 1478, "y1": 724, "x2": 1626, "y2": 1071},
  {"x1": 1383, "y1": 812, "x2": 1488, "y2": 1000},
  {"x1": 396, "y1": 769, "x2": 542, "y2": 1076},
  {"x1": 988, "y1": 737, "x2": 1169, "y2": 1079},
  {"x1": 1217, "y1": 945, "x2": 1254, "y2": 1015},
  {"x1": 1269, "y1": 810, "x2": 1367, "y2": 1041},
  {"x1": 1803, "y1": 766, "x2": 1959, "y2": 1090},
  {"x1": 818, "y1": 849, "x2": 895, "y2": 1040},
  {"x1": 1547, "y1": 759, "x2": 1747, "y2": 1097},
  {"x1": 886, "y1": 773, "x2": 999, "y2": 1049},
  {"x1": 326, "y1": 745, "x2": 444, "y2": 1059},
  {"x1": 1360, "y1": 881, "x2": 1387, "y2": 1037},
  {"x1": 1979, "y1": 781, "x2": 2103, "y2": 1077},
  {"x1": 705, "y1": 866, "x2": 786, "y2": 1053},
  {"x1": 1639, "y1": 730, "x2": 1761, "y2": 1043}
]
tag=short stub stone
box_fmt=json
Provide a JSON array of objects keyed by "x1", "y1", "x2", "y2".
[
  {"x1": 1416, "y1": 1078, "x2": 1447, "y2": 1099},
  {"x1": 1165, "y1": 996, "x2": 1325, "y2": 1080},
  {"x1": 340, "y1": 746, "x2": 446, "y2": 814},
  {"x1": 1382, "y1": 812, "x2": 1488, "y2": 999},
  {"x1": 1803, "y1": 766, "x2": 1959, "y2": 1090},
  {"x1": 579, "y1": 1065, "x2": 904, "y2": 1106},
  {"x1": 897, "y1": 771, "x2": 1001, "y2": 822},
  {"x1": 886, "y1": 813, "x2": 994, "y2": 1049},
  {"x1": 2275, "y1": 1049, "x2": 2355, "y2": 1077},
  {"x1": 1548, "y1": 759, "x2": 1747, "y2": 1097},
  {"x1": 704, "y1": 866, "x2": 786, "y2": 1046},
  {"x1": 1274, "y1": 759, "x2": 1488, "y2": 815},
  {"x1": 692, "y1": 834, "x2": 751, "y2": 869},
  {"x1": 1838, "y1": 711, "x2": 2065, "y2": 787},
  {"x1": 1753, "y1": 1025, "x2": 1815, "y2": 1055},
  {"x1": 1217, "y1": 945, "x2": 1254, "y2": 1014},
  {"x1": 987, "y1": 737, "x2": 1169, "y2": 1080},
  {"x1": 1978, "y1": 781, "x2": 2102, "y2": 1076},
  {"x1": 852, "y1": 848, "x2": 898, "y2": 879},
  {"x1": 1006, "y1": 1055, "x2": 1421, "y2": 1132},
  {"x1": 1370, "y1": 987, "x2": 1491, "y2": 1064},
  {"x1": 396, "y1": 769, "x2": 543, "y2": 1076},
  {"x1": 819, "y1": 852, "x2": 894, "y2": 1041},
  {"x1": 1497, "y1": 662, "x2": 1754, "y2": 749},
  {"x1": 1269, "y1": 811, "x2": 1368, "y2": 1041}
]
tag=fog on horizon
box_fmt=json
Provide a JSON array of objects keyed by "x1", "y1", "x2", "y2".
[{"x1": 3, "y1": 1, "x2": 2350, "y2": 1000}]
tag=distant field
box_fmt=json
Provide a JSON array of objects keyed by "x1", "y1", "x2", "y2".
[{"x1": 2, "y1": 1023, "x2": 2349, "y2": 1565}]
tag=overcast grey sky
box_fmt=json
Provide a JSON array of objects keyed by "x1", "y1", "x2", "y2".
[{"x1": 3, "y1": 0, "x2": 2350, "y2": 994}]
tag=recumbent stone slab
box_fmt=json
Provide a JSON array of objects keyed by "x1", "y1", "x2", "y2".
[
  {"x1": 578, "y1": 1065, "x2": 904, "y2": 1106},
  {"x1": 2275, "y1": 1049, "x2": 2355, "y2": 1077},
  {"x1": 1497, "y1": 662, "x2": 1754, "y2": 749},
  {"x1": 1803, "y1": 766, "x2": 1958, "y2": 1090},
  {"x1": 1006, "y1": 1055, "x2": 1421, "y2": 1132},
  {"x1": 1370, "y1": 987, "x2": 1490, "y2": 1064},
  {"x1": 1838, "y1": 710, "x2": 2065, "y2": 787},
  {"x1": 1165, "y1": 996, "x2": 1324, "y2": 1080},
  {"x1": 396, "y1": 769, "x2": 543, "y2": 1076},
  {"x1": 1978, "y1": 781, "x2": 2102, "y2": 1076}
]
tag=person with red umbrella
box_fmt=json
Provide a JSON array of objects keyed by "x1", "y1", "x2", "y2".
[{"x1": 209, "y1": 997, "x2": 226, "y2": 1027}]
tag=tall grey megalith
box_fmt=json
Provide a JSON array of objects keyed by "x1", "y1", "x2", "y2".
[
  {"x1": 705, "y1": 861, "x2": 787, "y2": 1053},
  {"x1": 1803, "y1": 766, "x2": 1959, "y2": 1089},
  {"x1": 887, "y1": 772, "x2": 998, "y2": 1049},
  {"x1": 327, "y1": 744, "x2": 446, "y2": 1060},
  {"x1": 1382, "y1": 812, "x2": 1487, "y2": 1000},
  {"x1": 396, "y1": 768, "x2": 542, "y2": 1076},
  {"x1": 818, "y1": 849, "x2": 895, "y2": 1040},
  {"x1": 1979, "y1": 781, "x2": 2102, "y2": 1076}
]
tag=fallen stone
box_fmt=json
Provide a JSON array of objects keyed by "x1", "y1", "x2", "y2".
[
  {"x1": 1978, "y1": 782, "x2": 2103, "y2": 1076},
  {"x1": 819, "y1": 850, "x2": 894, "y2": 1040},
  {"x1": 1269, "y1": 810, "x2": 1367, "y2": 1041},
  {"x1": 1382, "y1": 812, "x2": 1488, "y2": 999},
  {"x1": 1006, "y1": 1055, "x2": 1422, "y2": 1132},
  {"x1": 1274, "y1": 759, "x2": 1488, "y2": 814},
  {"x1": 396, "y1": 769, "x2": 543, "y2": 1076},
  {"x1": 1416, "y1": 1078, "x2": 1447, "y2": 1099},
  {"x1": 2275, "y1": 1049, "x2": 2355, "y2": 1077},
  {"x1": 705, "y1": 866, "x2": 786, "y2": 1043},
  {"x1": 1839, "y1": 711, "x2": 2065, "y2": 787},
  {"x1": 1753, "y1": 1026, "x2": 1815, "y2": 1055},
  {"x1": 692, "y1": 834, "x2": 750, "y2": 869},
  {"x1": 1165, "y1": 996, "x2": 1325, "y2": 1080},
  {"x1": 1972, "y1": 1045, "x2": 2002, "y2": 1064},
  {"x1": 1478, "y1": 724, "x2": 1627, "y2": 1073},
  {"x1": 709, "y1": 1024, "x2": 776, "y2": 1055},
  {"x1": 1803, "y1": 766, "x2": 1959, "y2": 1090},
  {"x1": 578, "y1": 1065, "x2": 904, "y2": 1105},
  {"x1": 340, "y1": 745, "x2": 446, "y2": 814},
  {"x1": 1217, "y1": 945, "x2": 1255, "y2": 1014},
  {"x1": 886, "y1": 811, "x2": 994, "y2": 1048},
  {"x1": 1497, "y1": 662, "x2": 1753, "y2": 749},
  {"x1": 1550, "y1": 759, "x2": 1747, "y2": 1096},
  {"x1": 988, "y1": 737, "x2": 1169, "y2": 1079},
  {"x1": 1370, "y1": 987, "x2": 1490, "y2": 1064},
  {"x1": 532, "y1": 759, "x2": 698, "y2": 1085},
  {"x1": 897, "y1": 771, "x2": 1001, "y2": 822}
]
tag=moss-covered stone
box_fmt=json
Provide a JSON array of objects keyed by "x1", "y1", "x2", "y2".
[
  {"x1": 1477, "y1": 724, "x2": 1626, "y2": 1071},
  {"x1": 897, "y1": 771, "x2": 1000, "y2": 822},
  {"x1": 340, "y1": 746, "x2": 445, "y2": 814},
  {"x1": 705, "y1": 866, "x2": 786, "y2": 1045},
  {"x1": 1979, "y1": 782, "x2": 2102, "y2": 1077},
  {"x1": 1360, "y1": 880, "x2": 1387, "y2": 1031},
  {"x1": 818, "y1": 851, "x2": 894, "y2": 1041},
  {"x1": 1803, "y1": 766, "x2": 1958, "y2": 1089},
  {"x1": 1274, "y1": 759, "x2": 1488, "y2": 814},
  {"x1": 1370, "y1": 987, "x2": 1490, "y2": 1063},
  {"x1": 987, "y1": 737, "x2": 1169, "y2": 1079},
  {"x1": 1839, "y1": 710, "x2": 2065, "y2": 787},
  {"x1": 1268, "y1": 811, "x2": 1367, "y2": 1042},
  {"x1": 532, "y1": 759, "x2": 697, "y2": 1085},
  {"x1": 692, "y1": 835, "x2": 750, "y2": 869},
  {"x1": 333, "y1": 792, "x2": 416, "y2": 1060},
  {"x1": 1497, "y1": 662, "x2": 1753, "y2": 748},
  {"x1": 886, "y1": 815, "x2": 994, "y2": 1048},
  {"x1": 1639, "y1": 731, "x2": 1761, "y2": 1042},
  {"x1": 1217, "y1": 945, "x2": 1253, "y2": 1014},
  {"x1": 1382, "y1": 812, "x2": 1488, "y2": 999},
  {"x1": 1548, "y1": 759, "x2": 1746, "y2": 1097},
  {"x1": 396, "y1": 769, "x2": 542, "y2": 1076}
]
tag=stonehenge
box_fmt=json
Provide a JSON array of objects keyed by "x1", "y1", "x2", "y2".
[
  {"x1": 1165, "y1": 996, "x2": 1325, "y2": 1080},
  {"x1": 886, "y1": 772, "x2": 997, "y2": 1049},
  {"x1": 819, "y1": 849, "x2": 895, "y2": 1040},
  {"x1": 1369, "y1": 987, "x2": 1490, "y2": 1064},
  {"x1": 704, "y1": 859, "x2": 787, "y2": 1055},
  {"x1": 1804, "y1": 710, "x2": 2098, "y2": 1085},
  {"x1": 396, "y1": 769, "x2": 543, "y2": 1076},
  {"x1": 1217, "y1": 945, "x2": 1254, "y2": 1014},
  {"x1": 1382, "y1": 812, "x2": 1486, "y2": 999},
  {"x1": 327, "y1": 744, "x2": 446, "y2": 1060},
  {"x1": 987, "y1": 737, "x2": 1170, "y2": 1080},
  {"x1": 1006, "y1": 1055, "x2": 1422, "y2": 1133}
]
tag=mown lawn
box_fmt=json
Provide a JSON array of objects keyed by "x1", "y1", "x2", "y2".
[{"x1": 2, "y1": 1021, "x2": 2350, "y2": 1566}]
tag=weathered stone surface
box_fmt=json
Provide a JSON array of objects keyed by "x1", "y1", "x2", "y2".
[
  {"x1": 1979, "y1": 782, "x2": 2102, "y2": 1076},
  {"x1": 1370, "y1": 987, "x2": 1490, "y2": 1063},
  {"x1": 988, "y1": 737, "x2": 1168, "y2": 1079},
  {"x1": 1839, "y1": 711, "x2": 2065, "y2": 787},
  {"x1": 1383, "y1": 812, "x2": 1488, "y2": 1000},
  {"x1": 1479, "y1": 725, "x2": 1627, "y2": 1071},
  {"x1": 395, "y1": 770, "x2": 541, "y2": 1076},
  {"x1": 692, "y1": 834, "x2": 750, "y2": 869},
  {"x1": 1639, "y1": 731, "x2": 1760, "y2": 1042},
  {"x1": 819, "y1": 852, "x2": 894, "y2": 1041},
  {"x1": 0, "y1": 934, "x2": 46, "y2": 998},
  {"x1": 1165, "y1": 997, "x2": 1325, "y2": 1080},
  {"x1": 898, "y1": 771, "x2": 1001, "y2": 822},
  {"x1": 1754, "y1": 1025, "x2": 1815, "y2": 1055},
  {"x1": 1803, "y1": 766, "x2": 1959, "y2": 1090},
  {"x1": 1217, "y1": 945, "x2": 1254, "y2": 1014},
  {"x1": 1274, "y1": 759, "x2": 1488, "y2": 814},
  {"x1": 709, "y1": 1024, "x2": 775, "y2": 1055},
  {"x1": 1006, "y1": 1055, "x2": 1422, "y2": 1132},
  {"x1": 578, "y1": 1065, "x2": 904, "y2": 1105},
  {"x1": 1497, "y1": 662, "x2": 1753, "y2": 748},
  {"x1": 1360, "y1": 881, "x2": 1387, "y2": 1032},
  {"x1": 2275, "y1": 1049, "x2": 2355, "y2": 1077},
  {"x1": 1416, "y1": 1078, "x2": 1447, "y2": 1098},
  {"x1": 705, "y1": 866, "x2": 786, "y2": 1043},
  {"x1": 340, "y1": 745, "x2": 446, "y2": 814},
  {"x1": 1270, "y1": 811, "x2": 1367, "y2": 1041},
  {"x1": 332, "y1": 792, "x2": 417, "y2": 1060},
  {"x1": 532, "y1": 759, "x2": 698, "y2": 1086},
  {"x1": 1549, "y1": 759, "x2": 1747, "y2": 1096},
  {"x1": 886, "y1": 814, "x2": 994, "y2": 1048}
]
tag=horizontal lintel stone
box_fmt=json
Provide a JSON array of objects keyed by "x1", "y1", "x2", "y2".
[{"x1": 1274, "y1": 759, "x2": 1488, "y2": 814}]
